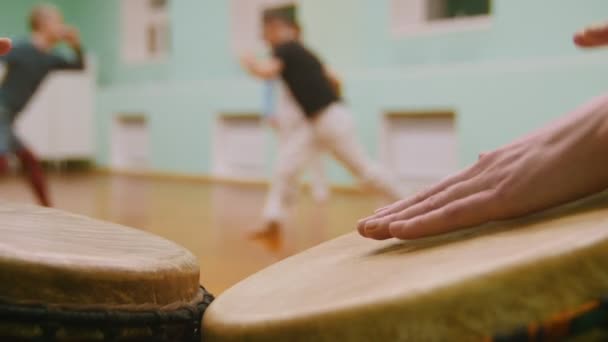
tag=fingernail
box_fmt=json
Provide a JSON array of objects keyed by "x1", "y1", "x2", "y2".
[
  {"x1": 364, "y1": 221, "x2": 382, "y2": 232},
  {"x1": 364, "y1": 226, "x2": 379, "y2": 234},
  {"x1": 360, "y1": 214, "x2": 377, "y2": 223},
  {"x1": 364, "y1": 219, "x2": 379, "y2": 227},
  {"x1": 356, "y1": 222, "x2": 366, "y2": 233}
]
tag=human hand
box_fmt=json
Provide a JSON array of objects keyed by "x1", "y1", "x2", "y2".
[
  {"x1": 239, "y1": 52, "x2": 256, "y2": 68},
  {"x1": 358, "y1": 95, "x2": 608, "y2": 240},
  {"x1": 574, "y1": 22, "x2": 608, "y2": 48},
  {"x1": 62, "y1": 25, "x2": 81, "y2": 48}
]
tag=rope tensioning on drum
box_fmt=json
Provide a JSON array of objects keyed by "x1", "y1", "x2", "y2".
[
  {"x1": 0, "y1": 286, "x2": 214, "y2": 341},
  {"x1": 487, "y1": 297, "x2": 608, "y2": 342}
]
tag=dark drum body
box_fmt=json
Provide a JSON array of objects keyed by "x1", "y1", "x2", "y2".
[{"x1": 0, "y1": 287, "x2": 214, "y2": 341}]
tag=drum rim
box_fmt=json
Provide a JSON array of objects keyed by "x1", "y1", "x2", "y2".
[{"x1": 0, "y1": 286, "x2": 214, "y2": 341}]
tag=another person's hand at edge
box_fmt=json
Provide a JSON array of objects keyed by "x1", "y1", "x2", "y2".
[{"x1": 574, "y1": 22, "x2": 608, "y2": 48}]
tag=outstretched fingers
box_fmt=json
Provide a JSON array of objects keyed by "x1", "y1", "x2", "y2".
[
  {"x1": 363, "y1": 175, "x2": 486, "y2": 240},
  {"x1": 574, "y1": 23, "x2": 608, "y2": 48},
  {"x1": 388, "y1": 191, "x2": 496, "y2": 240},
  {"x1": 358, "y1": 163, "x2": 482, "y2": 238}
]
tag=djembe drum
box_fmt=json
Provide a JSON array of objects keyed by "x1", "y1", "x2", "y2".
[
  {"x1": 0, "y1": 202, "x2": 213, "y2": 341},
  {"x1": 204, "y1": 194, "x2": 608, "y2": 341}
]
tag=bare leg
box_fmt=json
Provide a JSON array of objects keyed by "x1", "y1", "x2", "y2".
[
  {"x1": 0, "y1": 38, "x2": 11, "y2": 55},
  {"x1": 16, "y1": 147, "x2": 51, "y2": 207},
  {"x1": 276, "y1": 87, "x2": 330, "y2": 203},
  {"x1": 315, "y1": 104, "x2": 405, "y2": 201},
  {"x1": 0, "y1": 155, "x2": 8, "y2": 175},
  {"x1": 260, "y1": 123, "x2": 317, "y2": 230},
  {"x1": 308, "y1": 152, "x2": 329, "y2": 202}
]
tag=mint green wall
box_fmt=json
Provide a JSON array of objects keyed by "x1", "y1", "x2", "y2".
[
  {"x1": 0, "y1": 0, "x2": 38, "y2": 37},
  {"x1": 2, "y1": 0, "x2": 608, "y2": 184},
  {"x1": 67, "y1": 0, "x2": 170, "y2": 85},
  {"x1": 383, "y1": 1, "x2": 606, "y2": 65},
  {"x1": 0, "y1": 0, "x2": 75, "y2": 37}
]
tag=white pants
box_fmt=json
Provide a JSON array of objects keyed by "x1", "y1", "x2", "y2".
[
  {"x1": 263, "y1": 103, "x2": 405, "y2": 223},
  {"x1": 275, "y1": 83, "x2": 328, "y2": 201}
]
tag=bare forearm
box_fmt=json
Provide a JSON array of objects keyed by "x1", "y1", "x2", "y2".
[
  {"x1": 244, "y1": 63, "x2": 276, "y2": 79},
  {"x1": 543, "y1": 94, "x2": 608, "y2": 146},
  {"x1": 497, "y1": 93, "x2": 608, "y2": 153},
  {"x1": 62, "y1": 26, "x2": 85, "y2": 70},
  {"x1": 244, "y1": 63, "x2": 268, "y2": 79},
  {"x1": 240, "y1": 55, "x2": 282, "y2": 80},
  {"x1": 0, "y1": 38, "x2": 11, "y2": 55},
  {"x1": 71, "y1": 44, "x2": 85, "y2": 70}
]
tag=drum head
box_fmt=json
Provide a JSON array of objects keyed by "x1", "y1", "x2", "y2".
[
  {"x1": 203, "y1": 195, "x2": 608, "y2": 341},
  {"x1": 0, "y1": 202, "x2": 200, "y2": 310}
]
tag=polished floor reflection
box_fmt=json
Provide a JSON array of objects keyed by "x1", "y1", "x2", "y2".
[{"x1": 0, "y1": 172, "x2": 381, "y2": 294}]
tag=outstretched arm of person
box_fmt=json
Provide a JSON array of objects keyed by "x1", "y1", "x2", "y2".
[
  {"x1": 357, "y1": 94, "x2": 608, "y2": 240},
  {"x1": 240, "y1": 53, "x2": 283, "y2": 80},
  {"x1": 52, "y1": 25, "x2": 85, "y2": 70},
  {"x1": 325, "y1": 67, "x2": 342, "y2": 97}
]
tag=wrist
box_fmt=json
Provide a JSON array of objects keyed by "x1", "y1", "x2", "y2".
[
  {"x1": 587, "y1": 95, "x2": 608, "y2": 145},
  {"x1": 597, "y1": 113, "x2": 608, "y2": 146}
]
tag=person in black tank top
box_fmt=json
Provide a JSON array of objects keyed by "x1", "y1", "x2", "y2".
[
  {"x1": 273, "y1": 40, "x2": 339, "y2": 118},
  {"x1": 241, "y1": 6, "x2": 405, "y2": 236},
  {"x1": 263, "y1": 27, "x2": 331, "y2": 203}
]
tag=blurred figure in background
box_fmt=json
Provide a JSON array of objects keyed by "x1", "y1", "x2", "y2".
[
  {"x1": 264, "y1": 79, "x2": 330, "y2": 203},
  {"x1": 241, "y1": 6, "x2": 404, "y2": 235},
  {"x1": 358, "y1": 21, "x2": 608, "y2": 241},
  {"x1": 0, "y1": 4, "x2": 85, "y2": 207}
]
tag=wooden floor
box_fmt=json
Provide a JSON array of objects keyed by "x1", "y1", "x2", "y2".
[{"x1": 0, "y1": 172, "x2": 382, "y2": 295}]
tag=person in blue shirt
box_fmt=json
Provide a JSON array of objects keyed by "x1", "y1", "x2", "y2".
[{"x1": 0, "y1": 4, "x2": 85, "y2": 207}]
